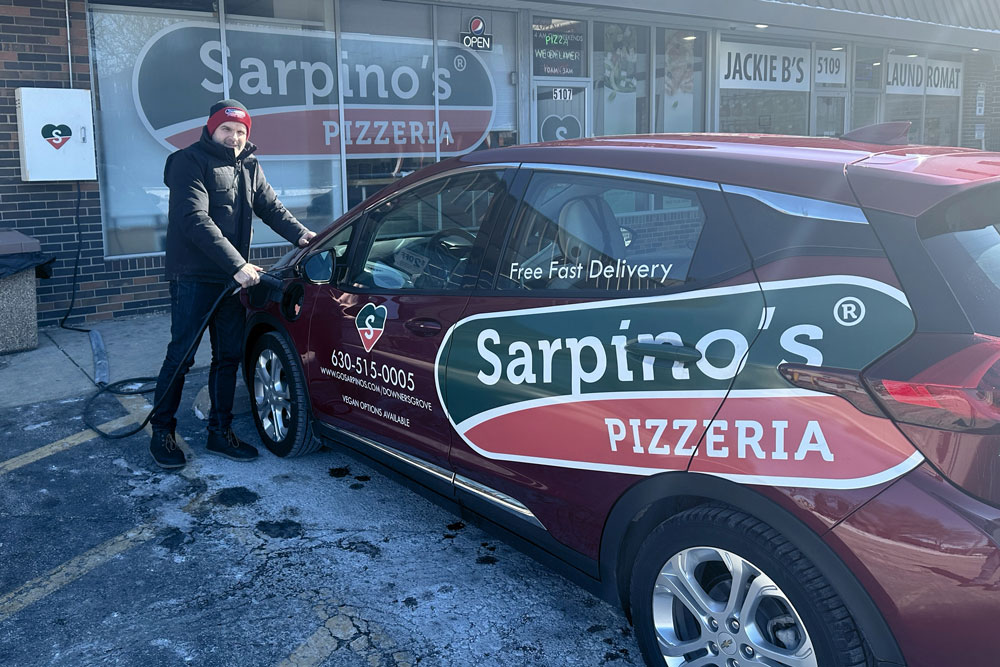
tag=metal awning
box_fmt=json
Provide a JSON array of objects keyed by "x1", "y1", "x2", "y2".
[{"x1": 764, "y1": 0, "x2": 1000, "y2": 32}]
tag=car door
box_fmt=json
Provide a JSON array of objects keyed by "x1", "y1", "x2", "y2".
[
  {"x1": 305, "y1": 166, "x2": 518, "y2": 472},
  {"x1": 436, "y1": 166, "x2": 765, "y2": 555}
]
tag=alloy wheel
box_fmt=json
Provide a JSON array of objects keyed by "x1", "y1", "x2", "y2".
[
  {"x1": 651, "y1": 546, "x2": 817, "y2": 667},
  {"x1": 254, "y1": 348, "x2": 292, "y2": 442}
]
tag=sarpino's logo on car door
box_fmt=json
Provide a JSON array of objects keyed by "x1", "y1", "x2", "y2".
[
  {"x1": 436, "y1": 276, "x2": 924, "y2": 489},
  {"x1": 133, "y1": 22, "x2": 496, "y2": 158}
]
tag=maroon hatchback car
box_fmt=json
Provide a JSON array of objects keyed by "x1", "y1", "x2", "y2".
[{"x1": 242, "y1": 130, "x2": 1000, "y2": 667}]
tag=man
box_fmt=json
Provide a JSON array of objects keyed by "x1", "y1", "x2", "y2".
[{"x1": 149, "y1": 99, "x2": 316, "y2": 469}]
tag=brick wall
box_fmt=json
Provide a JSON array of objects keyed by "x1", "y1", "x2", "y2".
[
  {"x1": 1, "y1": 0, "x2": 290, "y2": 329},
  {"x1": 960, "y1": 53, "x2": 1000, "y2": 151}
]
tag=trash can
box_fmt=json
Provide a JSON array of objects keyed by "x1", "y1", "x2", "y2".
[{"x1": 0, "y1": 230, "x2": 43, "y2": 354}]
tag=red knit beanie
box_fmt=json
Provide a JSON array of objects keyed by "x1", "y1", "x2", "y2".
[{"x1": 206, "y1": 99, "x2": 251, "y2": 136}]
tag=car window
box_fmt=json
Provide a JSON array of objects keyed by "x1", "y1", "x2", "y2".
[
  {"x1": 350, "y1": 170, "x2": 505, "y2": 291},
  {"x1": 497, "y1": 171, "x2": 705, "y2": 291},
  {"x1": 922, "y1": 223, "x2": 1000, "y2": 336}
]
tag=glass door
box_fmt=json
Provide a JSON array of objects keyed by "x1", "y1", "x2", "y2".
[
  {"x1": 813, "y1": 92, "x2": 847, "y2": 137},
  {"x1": 532, "y1": 80, "x2": 591, "y2": 142}
]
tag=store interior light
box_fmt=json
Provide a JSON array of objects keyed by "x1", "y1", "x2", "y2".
[
  {"x1": 872, "y1": 62, "x2": 881, "y2": 66},
  {"x1": 683, "y1": 35, "x2": 698, "y2": 41},
  {"x1": 907, "y1": 53, "x2": 919, "y2": 57},
  {"x1": 755, "y1": 24, "x2": 768, "y2": 29},
  {"x1": 831, "y1": 46, "x2": 844, "y2": 51},
  {"x1": 972, "y1": 48, "x2": 981, "y2": 52}
]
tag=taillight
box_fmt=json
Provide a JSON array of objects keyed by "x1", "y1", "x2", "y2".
[
  {"x1": 862, "y1": 333, "x2": 1000, "y2": 508},
  {"x1": 864, "y1": 334, "x2": 1000, "y2": 432}
]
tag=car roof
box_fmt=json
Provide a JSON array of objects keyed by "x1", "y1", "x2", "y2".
[{"x1": 457, "y1": 134, "x2": 1000, "y2": 218}]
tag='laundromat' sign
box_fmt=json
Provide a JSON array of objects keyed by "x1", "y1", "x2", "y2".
[{"x1": 133, "y1": 22, "x2": 496, "y2": 158}]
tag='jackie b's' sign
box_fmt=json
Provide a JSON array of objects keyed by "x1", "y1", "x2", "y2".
[
  {"x1": 719, "y1": 42, "x2": 811, "y2": 92},
  {"x1": 134, "y1": 22, "x2": 496, "y2": 158}
]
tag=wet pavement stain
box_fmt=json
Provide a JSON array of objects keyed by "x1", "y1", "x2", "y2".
[
  {"x1": 334, "y1": 538, "x2": 381, "y2": 558},
  {"x1": 475, "y1": 555, "x2": 498, "y2": 565},
  {"x1": 255, "y1": 519, "x2": 304, "y2": 539},
  {"x1": 349, "y1": 483, "x2": 364, "y2": 490},
  {"x1": 158, "y1": 528, "x2": 190, "y2": 551},
  {"x1": 353, "y1": 475, "x2": 370, "y2": 482},
  {"x1": 402, "y1": 597, "x2": 418, "y2": 609},
  {"x1": 446, "y1": 521, "x2": 465, "y2": 531},
  {"x1": 328, "y1": 466, "x2": 350, "y2": 478},
  {"x1": 211, "y1": 486, "x2": 260, "y2": 507}
]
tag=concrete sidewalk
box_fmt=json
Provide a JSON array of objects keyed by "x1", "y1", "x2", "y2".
[{"x1": 0, "y1": 312, "x2": 213, "y2": 410}]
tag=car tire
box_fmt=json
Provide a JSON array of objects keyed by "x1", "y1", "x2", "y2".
[
  {"x1": 629, "y1": 505, "x2": 868, "y2": 667},
  {"x1": 249, "y1": 331, "x2": 319, "y2": 458}
]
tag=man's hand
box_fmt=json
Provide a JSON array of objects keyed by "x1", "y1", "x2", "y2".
[
  {"x1": 233, "y1": 263, "x2": 263, "y2": 288},
  {"x1": 298, "y1": 231, "x2": 317, "y2": 247}
]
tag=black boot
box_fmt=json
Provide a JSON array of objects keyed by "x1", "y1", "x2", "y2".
[
  {"x1": 150, "y1": 430, "x2": 186, "y2": 469},
  {"x1": 206, "y1": 428, "x2": 258, "y2": 462}
]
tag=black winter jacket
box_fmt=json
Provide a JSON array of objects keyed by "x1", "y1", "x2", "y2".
[{"x1": 163, "y1": 128, "x2": 308, "y2": 283}]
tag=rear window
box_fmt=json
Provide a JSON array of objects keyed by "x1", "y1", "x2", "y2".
[{"x1": 922, "y1": 224, "x2": 1000, "y2": 335}]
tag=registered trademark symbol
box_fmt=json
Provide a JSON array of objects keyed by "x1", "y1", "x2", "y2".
[
  {"x1": 834, "y1": 296, "x2": 865, "y2": 326},
  {"x1": 454, "y1": 55, "x2": 467, "y2": 71}
]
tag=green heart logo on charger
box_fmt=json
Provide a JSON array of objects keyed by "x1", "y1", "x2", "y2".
[
  {"x1": 356, "y1": 303, "x2": 388, "y2": 352},
  {"x1": 41, "y1": 124, "x2": 73, "y2": 150}
]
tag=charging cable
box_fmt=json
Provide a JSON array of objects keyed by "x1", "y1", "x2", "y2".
[{"x1": 83, "y1": 273, "x2": 282, "y2": 440}]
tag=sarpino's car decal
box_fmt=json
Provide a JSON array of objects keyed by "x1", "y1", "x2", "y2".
[{"x1": 435, "y1": 276, "x2": 924, "y2": 489}]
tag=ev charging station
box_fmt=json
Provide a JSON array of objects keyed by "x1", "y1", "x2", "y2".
[{"x1": 15, "y1": 87, "x2": 97, "y2": 182}]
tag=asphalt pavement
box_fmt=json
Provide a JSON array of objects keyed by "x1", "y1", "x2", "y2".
[{"x1": 0, "y1": 314, "x2": 641, "y2": 666}]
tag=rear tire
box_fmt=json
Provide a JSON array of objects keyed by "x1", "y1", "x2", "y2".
[
  {"x1": 628, "y1": 505, "x2": 868, "y2": 667},
  {"x1": 249, "y1": 332, "x2": 319, "y2": 457}
]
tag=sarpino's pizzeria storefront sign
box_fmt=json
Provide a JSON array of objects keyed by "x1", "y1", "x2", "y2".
[{"x1": 134, "y1": 23, "x2": 496, "y2": 158}]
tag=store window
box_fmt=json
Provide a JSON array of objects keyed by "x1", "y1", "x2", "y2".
[
  {"x1": 884, "y1": 49, "x2": 926, "y2": 143},
  {"x1": 90, "y1": 0, "x2": 335, "y2": 257},
  {"x1": 340, "y1": 0, "x2": 435, "y2": 209},
  {"x1": 852, "y1": 46, "x2": 883, "y2": 131},
  {"x1": 593, "y1": 22, "x2": 650, "y2": 136},
  {"x1": 655, "y1": 29, "x2": 705, "y2": 133},
  {"x1": 532, "y1": 17, "x2": 587, "y2": 78},
  {"x1": 224, "y1": 0, "x2": 341, "y2": 244},
  {"x1": 437, "y1": 9, "x2": 519, "y2": 153},
  {"x1": 718, "y1": 38, "x2": 810, "y2": 135},
  {"x1": 924, "y1": 56, "x2": 962, "y2": 146},
  {"x1": 881, "y1": 49, "x2": 963, "y2": 146},
  {"x1": 90, "y1": 6, "x2": 223, "y2": 256}
]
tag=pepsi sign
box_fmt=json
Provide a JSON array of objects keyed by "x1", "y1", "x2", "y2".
[{"x1": 461, "y1": 16, "x2": 492, "y2": 52}]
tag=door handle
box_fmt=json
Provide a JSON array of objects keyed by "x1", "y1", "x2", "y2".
[
  {"x1": 405, "y1": 318, "x2": 442, "y2": 337},
  {"x1": 626, "y1": 341, "x2": 702, "y2": 363}
]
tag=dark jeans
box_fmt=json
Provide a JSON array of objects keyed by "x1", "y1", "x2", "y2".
[{"x1": 150, "y1": 280, "x2": 245, "y2": 435}]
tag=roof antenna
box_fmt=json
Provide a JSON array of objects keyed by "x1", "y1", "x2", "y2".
[{"x1": 842, "y1": 121, "x2": 911, "y2": 145}]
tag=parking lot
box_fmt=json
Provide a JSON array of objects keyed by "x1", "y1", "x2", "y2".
[{"x1": 0, "y1": 365, "x2": 640, "y2": 666}]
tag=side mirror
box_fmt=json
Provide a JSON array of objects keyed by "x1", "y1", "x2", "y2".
[{"x1": 302, "y1": 250, "x2": 334, "y2": 283}]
